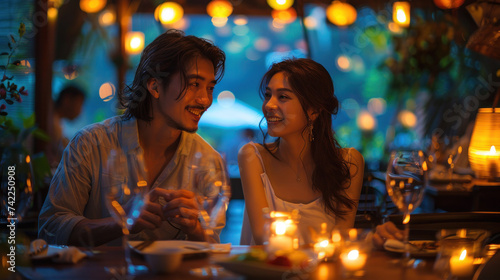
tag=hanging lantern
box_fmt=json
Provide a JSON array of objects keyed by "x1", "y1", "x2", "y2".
[
  {"x1": 326, "y1": 1, "x2": 357, "y2": 27},
  {"x1": 207, "y1": 0, "x2": 233, "y2": 18},
  {"x1": 80, "y1": 0, "x2": 107, "y2": 14},
  {"x1": 267, "y1": 0, "x2": 294, "y2": 11},
  {"x1": 271, "y1": 7, "x2": 297, "y2": 24},
  {"x1": 155, "y1": 2, "x2": 184, "y2": 25},
  {"x1": 393, "y1": 1, "x2": 410, "y2": 28},
  {"x1": 125, "y1": 32, "x2": 145, "y2": 55},
  {"x1": 433, "y1": 0, "x2": 465, "y2": 9}
]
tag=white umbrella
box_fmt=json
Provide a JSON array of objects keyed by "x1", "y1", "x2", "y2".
[{"x1": 199, "y1": 99, "x2": 264, "y2": 129}]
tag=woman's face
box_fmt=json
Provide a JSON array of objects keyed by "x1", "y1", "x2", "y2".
[{"x1": 262, "y1": 72, "x2": 309, "y2": 139}]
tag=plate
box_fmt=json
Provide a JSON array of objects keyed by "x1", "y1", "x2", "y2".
[
  {"x1": 129, "y1": 240, "x2": 211, "y2": 256},
  {"x1": 31, "y1": 245, "x2": 69, "y2": 260},
  {"x1": 384, "y1": 240, "x2": 439, "y2": 258},
  {"x1": 216, "y1": 259, "x2": 315, "y2": 279}
]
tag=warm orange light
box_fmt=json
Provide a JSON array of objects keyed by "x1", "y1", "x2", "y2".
[
  {"x1": 469, "y1": 108, "x2": 500, "y2": 179},
  {"x1": 125, "y1": 32, "x2": 145, "y2": 55},
  {"x1": 357, "y1": 111, "x2": 376, "y2": 131},
  {"x1": 211, "y1": 17, "x2": 228, "y2": 27},
  {"x1": 155, "y1": 2, "x2": 184, "y2": 25},
  {"x1": 48, "y1": 7, "x2": 58, "y2": 21},
  {"x1": 271, "y1": 7, "x2": 297, "y2": 24},
  {"x1": 267, "y1": 0, "x2": 294, "y2": 11},
  {"x1": 80, "y1": 0, "x2": 106, "y2": 13},
  {"x1": 393, "y1": 2, "x2": 410, "y2": 28},
  {"x1": 433, "y1": 0, "x2": 465, "y2": 9},
  {"x1": 207, "y1": 0, "x2": 233, "y2": 18},
  {"x1": 326, "y1": 1, "x2": 357, "y2": 27},
  {"x1": 398, "y1": 110, "x2": 417, "y2": 128},
  {"x1": 99, "y1": 9, "x2": 115, "y2": 26}
]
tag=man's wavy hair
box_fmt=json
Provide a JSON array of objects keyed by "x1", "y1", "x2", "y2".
[{"x1": 120, "y1": 29, "x2": 226, "y2": 121}]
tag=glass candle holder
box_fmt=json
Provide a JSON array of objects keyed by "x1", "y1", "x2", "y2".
[
  {"x1": 313, "y1": 223, "x2": 335, "y2": 261},
  {"x1": 263, "y1": 209, "x2": 300, "y2": 255},
  {"x1": 338, "y1": 229, "x2": 371, "y2": 277},
  {"x1": 434, "y1": 228, "x2": 487, "y2": 278}
]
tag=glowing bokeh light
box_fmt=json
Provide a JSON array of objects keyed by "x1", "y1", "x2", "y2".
[
  {"x1": 336, "y1": 55, "x2": 352, "y2": 71},
  {"x1": 271, "y1": 7, "x2": 297, "y2": 24},
  {"x1": 304, "y1": 16, "x2": 318, "y2": 29},
  {"x1": 267, "y1": 0, "x2": 294, "y2": 11},
  {"x1": 125, "y1": 32, "x2": 145, "y2": 55},
  {"x1": 357, "y1": 111, "x2": 376, "y2": 131},
  {"x1": 99, "y1": 9, "x2": 115, "y2": 26},
  {"x1": 233, "y1": 16, "x2": 248, "y2": 25},
  {"x1": 48, "y1": 7, "x2": 58, "y2": 21},
  {"x1": 207, "y1": 0, "x2": 233, "y2": 18},
  {"x1": 255, "y1": 38, "x2": 271, "y2": 51},
  {"x1": 433, "y1": 0, "x2": 465, "y2": 9},
  {"x1": 212, "y1": 17, "x2": 229, "y2": 27},
  {"x1": 99, "y1": 82, "x2": 116, "y2": 102},
  {"x1": 80, "y1": 0, "x2": 106, "y2": 13},
  {"x1": 368, "y1": 98, "x2": 387, "y2": 115},
  {"x1": 326, "y1": 1, "x2": 357, "y2": 27},
  {"x1": 398, "y1": 110, "x2": 417, "y2": 128},
  {"x1": 217, "y1": 90, "x2": 235, "y2": 107},
  {"x1": 393, "y1": 2, "x2": 410, "y2": 27},
  {"x1": 155, "y1": 2, "x2": 184, "y2": 25}
]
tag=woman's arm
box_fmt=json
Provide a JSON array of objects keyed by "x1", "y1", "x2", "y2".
[
  {"x1": 238, "y1": 143, "x2": 269, "y2": 245},
  {"x1": 335, "y1": 148, "x2": 364, "y2": 229}
]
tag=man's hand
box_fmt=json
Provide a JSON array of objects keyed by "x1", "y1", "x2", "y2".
[
  {"x1": 151, "y1": 189, "x2": 205, "y2": 241},
  {"x1": 129, "y1": 200, "x2": 164, "y2": 234},
  {"x1": 373, "y1": 221, "x2": 404, "y2": 249}
]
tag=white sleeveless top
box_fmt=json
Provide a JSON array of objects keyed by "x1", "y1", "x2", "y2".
[{"x1": 240, "y1": 143, "x2": 352, "y2": 245}]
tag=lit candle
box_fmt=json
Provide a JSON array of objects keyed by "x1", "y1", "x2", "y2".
[
  {"x1": 340, "y1": 249, "x2": 367, "y2": 271},
  {"x1": 267, "y1": 220, "x2": 294, "y2": 252},
  {"x1": 314, "y1": 239, "x2": 335, "y2": 260},
  {"x1": 472, "y1": 145, "x2": 500, "y2": 178},
  {"x1": 449, "y1": 249, "x2": 474, "y2": 277}
]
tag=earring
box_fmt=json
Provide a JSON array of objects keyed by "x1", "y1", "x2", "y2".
[{"x1": 309, "y1": 123, "x2": 314, "y2": 142}]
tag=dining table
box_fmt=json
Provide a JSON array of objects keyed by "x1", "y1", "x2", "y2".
[{"x1": 16, "y1": 245, "x2": 448, "y2": 280}]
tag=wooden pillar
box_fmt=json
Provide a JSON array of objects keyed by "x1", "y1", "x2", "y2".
[
  {"x1": 34, "y1": 0, "x2": 55, "y2": 154},
  {"x1": 116, "y1": 0, "x2": 129, "y2": 96}
]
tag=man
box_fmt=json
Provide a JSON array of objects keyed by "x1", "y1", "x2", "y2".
[
  {"x1": 47, "y1": 85, "x2": 86, "y2": 169},
  {"x1": 38, "y1": 30, "x2": 226, "y2": 246}
]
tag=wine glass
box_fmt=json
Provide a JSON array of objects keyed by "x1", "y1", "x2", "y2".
[
  {"x1": 103, "y1": 149, "x2": 149, "y2": 275},
  {"x1": 190, "y1": 152, "x2": 231, "y2": 245},
  {"x1": 386, "y1": 150, "x2": 428, "y2": 266}
]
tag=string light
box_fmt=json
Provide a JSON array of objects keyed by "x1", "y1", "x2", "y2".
[
  {"x1": 125, "y1": 32, "x2": 145, "y2": 55},
  {"x1": 326, "y1": 1, "x2": 357, "y2": 27},
  {"x1": 155, "y1": 2, "x2": 184, "y2": 25},
  {"x1": 80, "y1": 0, "x2": 107, "y2": 14},
  {"x1": 267, "y1": 0, "x2": 294, "y2": 11}
]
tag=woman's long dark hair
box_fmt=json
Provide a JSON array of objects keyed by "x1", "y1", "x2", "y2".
[
  {"x1": 120, "y1": 29, "x2": 225, "y2": 122},
  {"x1": 259, "y1": 58, "x2": 356, "y2": 219}
]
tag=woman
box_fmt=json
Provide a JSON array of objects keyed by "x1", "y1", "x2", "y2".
[{"x1": 238, "y1": 58, "x2": 364, "y2": 245}]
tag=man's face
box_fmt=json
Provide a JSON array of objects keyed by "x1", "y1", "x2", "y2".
[{"x1": 154, "y1": 57, "x2": 216, "y2": 132}]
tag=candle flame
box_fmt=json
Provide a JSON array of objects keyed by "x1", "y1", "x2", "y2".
[
  {"x1": 460, "y1": 249, "x2": 467, "y2": 260},
  {"x1": 490, "y1": 146, "x2": 496, "y2": 154},
  {"x1": 319, "y1": 240, "x2": 329, "y2": 247},
  {"x1": 275, "y1": 221, "x2": 286, "y2": 235},
  {"x1": 347, "y1": 250, "x2": 359, "y2": 260},
  {"x1": 422, "y1": 160, "x2": 428, "y2": 171},
  {"x1": 403, "y1": 214, "x2": 410, "y2": 224}
]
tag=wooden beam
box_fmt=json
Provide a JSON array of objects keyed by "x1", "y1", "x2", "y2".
[{"x1": 34, "y1": 0, "x2": 55, "y2": 154}]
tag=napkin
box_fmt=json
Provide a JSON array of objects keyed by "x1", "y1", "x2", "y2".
[
  {"x1": 33, "y1": 245, "x2": 87, "y2": 264},
  {"x1": 384, "y1": 239, "x2": 404, "y2": 251},
  {"x1": 52, "y1": 246, "x2": 87, "y2": 263}
]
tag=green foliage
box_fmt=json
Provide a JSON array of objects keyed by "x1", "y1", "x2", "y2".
[{"x1": 0, "y1": 22, "x2": 28, "y2": 115}]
